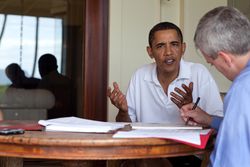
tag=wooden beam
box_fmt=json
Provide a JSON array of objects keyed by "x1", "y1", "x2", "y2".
[{"x1": 83, "y1": 0, "x2": 109, "y2": 121}]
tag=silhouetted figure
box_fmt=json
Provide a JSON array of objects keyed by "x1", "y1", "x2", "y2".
[
  {"x1": 5, "y1": 63, "x2": 40, "y2": 89},
  {"x1": 38, "y1": 53, "x2": 74, "y2": 119}
]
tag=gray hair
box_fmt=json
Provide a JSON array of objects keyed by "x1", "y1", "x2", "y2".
[{"x1": 194, "y1": 6, "x2": 250, "y2": 59}]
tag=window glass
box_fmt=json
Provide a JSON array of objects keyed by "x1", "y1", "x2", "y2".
[
  {"x1": 0, "y1": 15, "x2": 62, "y2": 81},
  {"x1": 0, "y1": 0, "x2": 84, "y2": 120}
]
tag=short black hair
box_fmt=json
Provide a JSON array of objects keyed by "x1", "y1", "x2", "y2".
[
  {"x1": 38, "y1": 53, "x2": 57, "y2": 70},
  {"x1": 148, "y1": 22, "x2": 183, "y2": 47},
  {"x1": 38, "y1": 53, "x2": 58, "y2": 77},
  {"x1": 5, "y1": 63, "x2": 24, "y2": 79}
]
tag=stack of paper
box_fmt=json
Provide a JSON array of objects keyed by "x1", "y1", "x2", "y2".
[
  {"x1": 130, "y1": 122, "x2": 202, "y2": 130},
  {"x1": 38, "y1": 117, "x2": 126, "y2": 133},
  {"x1": 113, "y1": 122, "x2": 212, "y2": 149}
]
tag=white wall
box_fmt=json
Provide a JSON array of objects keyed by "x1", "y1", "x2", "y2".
[
  {"x1": 108, "y1": 0, "x2": 229, "y2": 121},
  {"x1": 108, "y1": 0, "x2": 161, "y2": 121},
  {"x1": 182, "y1": 0, "x2": 230, "y2": 93}
]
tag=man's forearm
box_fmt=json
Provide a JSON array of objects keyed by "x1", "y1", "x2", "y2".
[{"x1": 116, "y1": 110, "x2": 132, "y2": 122}]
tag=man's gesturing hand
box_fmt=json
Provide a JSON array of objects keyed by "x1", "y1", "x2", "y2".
[
  {"x1": 170, "y1": 82, "x2": 193, "y2": 108},
  {"x1": 107, "y1": 82, "x2": 128, "y2": 112}
]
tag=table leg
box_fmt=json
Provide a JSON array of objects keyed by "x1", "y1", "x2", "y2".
[
  {"x1": 0, "y1": 157, "x2": 23, "y2": 167},
  {"x1": 201, "y1": 151, "x2": 211, "y2": 167}
]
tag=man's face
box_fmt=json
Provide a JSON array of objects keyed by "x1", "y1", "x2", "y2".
[
  {"x1": 203, "y1": 53, "x2": 234, "y2": 81},
  {"x1": 147, "y1": 29, "x2": 185, "y2": 76}
]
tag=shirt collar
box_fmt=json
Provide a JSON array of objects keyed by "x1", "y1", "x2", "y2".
[
  {"x1": 145, "y1": 59, "x2": 191, "y2": 85},
  {"x1": 178, "y1": 59, "x2": 192, "y2": 80},
  {"x1": 239, "y1": 59, "x2": 250, "y2": 76}
]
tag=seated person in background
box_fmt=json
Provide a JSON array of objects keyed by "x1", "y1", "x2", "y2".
[
  {"x1": 38, "y1": 53, "x2": 74, "y2": 119},
  {"x1": 5, "y1": 63, "x2": 40, "y2": 89},
  {"x1": 107, "y1": 22, "x2": 223, "y2": 167}
]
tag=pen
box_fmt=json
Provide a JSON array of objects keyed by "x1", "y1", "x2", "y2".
[{"x1": 185, "y1": 97, "x2": 200, "y2": 125}]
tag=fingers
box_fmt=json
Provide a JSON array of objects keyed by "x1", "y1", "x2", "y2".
[
  {"x1": 180, "y1": 109, "x2": 197, "y2": 125},
  {"x1": 110, "y1": 90, "x2": 123, "y2": 104},
  {"x1": 180, "y1": 105, "x2": 208, "y2": 126},
  {"x1": 182, "y1": 83, "x2": 192, "y2": 95},
  {"x1": 173, "y1": 83, "x2": 192, "y2": 98},
  {"x1": 170, "y1": 90, "x2": 186, "y2": 109},
  {"x1": 189, "y1": 82, "x2": 193, "y2": 92},
  {"x1": 110, "y1": 82, "x2": 121, "y2": 99},
  {"x1": 113, "y1": 82, "x2": 119, "y2": 90},
  {"x1": 116, "y1": 94, "x2": 126, "y2": 107},
  {"x1": 107, "y1": 82, "x2": 127, "y2": 111},
  {"x1": 170, "y1": 97, "x2": 182, "y2": 109},
  {"x1": 173, "y1": 87, "x2": 186, "y2": 97},
  {"x1": 180, "y1": 103, "x2": 194, "y2": 116},
  {"x1": 186, "y1": 120, "x2": 198, "y2": 126},
  {"x1": 170, "y1": 91, "x2": 183, "y2": 102},
  {"x1": 182, "y1": 82, "x2": 193, "y2": 93},
  {"x1": 170, "y1": 82, "x2": 194, "y2": 108},
  {"x1": 112, "y1": 91, "x2": 124, "y2": 103}
]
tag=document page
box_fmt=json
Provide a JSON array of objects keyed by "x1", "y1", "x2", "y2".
[
  {"x1": 113, "y1": 129, "x2": 211, "y2": 146},
  {"x1": 38, "y1": 117, "x2": 126, "y2": 133},
  {"x1": 130, "y1": 122, "x2": 202, "y2": 130}
]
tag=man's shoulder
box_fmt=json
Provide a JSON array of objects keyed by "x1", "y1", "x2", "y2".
[
  {"x1": 128, "y1": 63, "x2": 155, "y2": 83},
  {"x1": 182, "y1": 60, "x2": 210, "y2": 76},
  {"x1": 183, "y1": 60, "x2": 207, "y2": 70},
  {"x1": 180, "y1": 60, "x2": 215, "y2": 83},
  {"x1": 134, "y1": 63, "x2": 155, "y2": 74}
]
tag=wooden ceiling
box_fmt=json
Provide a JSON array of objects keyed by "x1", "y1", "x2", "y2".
[{"x1": 0, "y1": 0, "x2": 68, "y2": 17}]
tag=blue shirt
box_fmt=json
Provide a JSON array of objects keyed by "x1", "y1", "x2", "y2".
[
  {"x1": 211, "y1": 116, "x2": 222, "y2": 130},
  {"x1": 210, "y1": 60, "x2": 250, "y2": 167}
]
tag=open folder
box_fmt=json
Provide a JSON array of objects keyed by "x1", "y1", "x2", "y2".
[
  {"x1": 38, "y1": 117, "x2": 126, "y2": 133},
  {"x1": 113, "y1": 128, "x2": 213, "y2": 149},
  {"x1": 0, "y1": 120, "x2": 43, "y2": 131}
]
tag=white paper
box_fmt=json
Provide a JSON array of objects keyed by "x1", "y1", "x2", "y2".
[
  {"x1": 38, "y1": 117, "x2": 126, "y2": 133},
  {"x1": 130, "y1": 122, "x2": 202, "y2": 130},
  {"x1": 113, "y1": 129, "x2": 211, "y2": 146}
]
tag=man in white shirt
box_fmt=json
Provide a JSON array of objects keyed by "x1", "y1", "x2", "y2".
[
  {"x1": 108, "y1": 22, "x2": 223, "y2": 124},
  {"x1": 108, "y1": 22, "x2": 223, "y2": 167}
]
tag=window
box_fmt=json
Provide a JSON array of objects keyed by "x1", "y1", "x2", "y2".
[
  {"x1": 0, "y1": 0, "x2": 84, "y2": 120},
  {"x1": 0, "y1": 14, "x2": 63, "y2": 82},
  {"x1": 0, "y1": 0, "x2": 109, "y2": 121}
]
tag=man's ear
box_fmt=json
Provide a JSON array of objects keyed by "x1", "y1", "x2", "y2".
[
  {"x1": 147, "y1": 46, "x2": 154, "y2": 59},
  {"x1": 181, "y1": 42, "x2": 186, "y2": 56},
  {"x1": 218, "y1": 51, "x2": 233, "y2": 67}
]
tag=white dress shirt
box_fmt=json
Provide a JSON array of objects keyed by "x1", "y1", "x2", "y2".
[{"x1": 126, "y1": 59, "x2": 223, "y2": 123}]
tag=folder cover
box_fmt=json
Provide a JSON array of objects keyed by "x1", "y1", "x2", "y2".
[
  {"x1": 171, "y1": 129, "x2": 214, "y2": 149},
  {"x1": 113, "y1": 128, "x2": 214, "y2": 149},
  {"x1": 0, "y1": 120, "x2": 43, "y2": 131}
]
